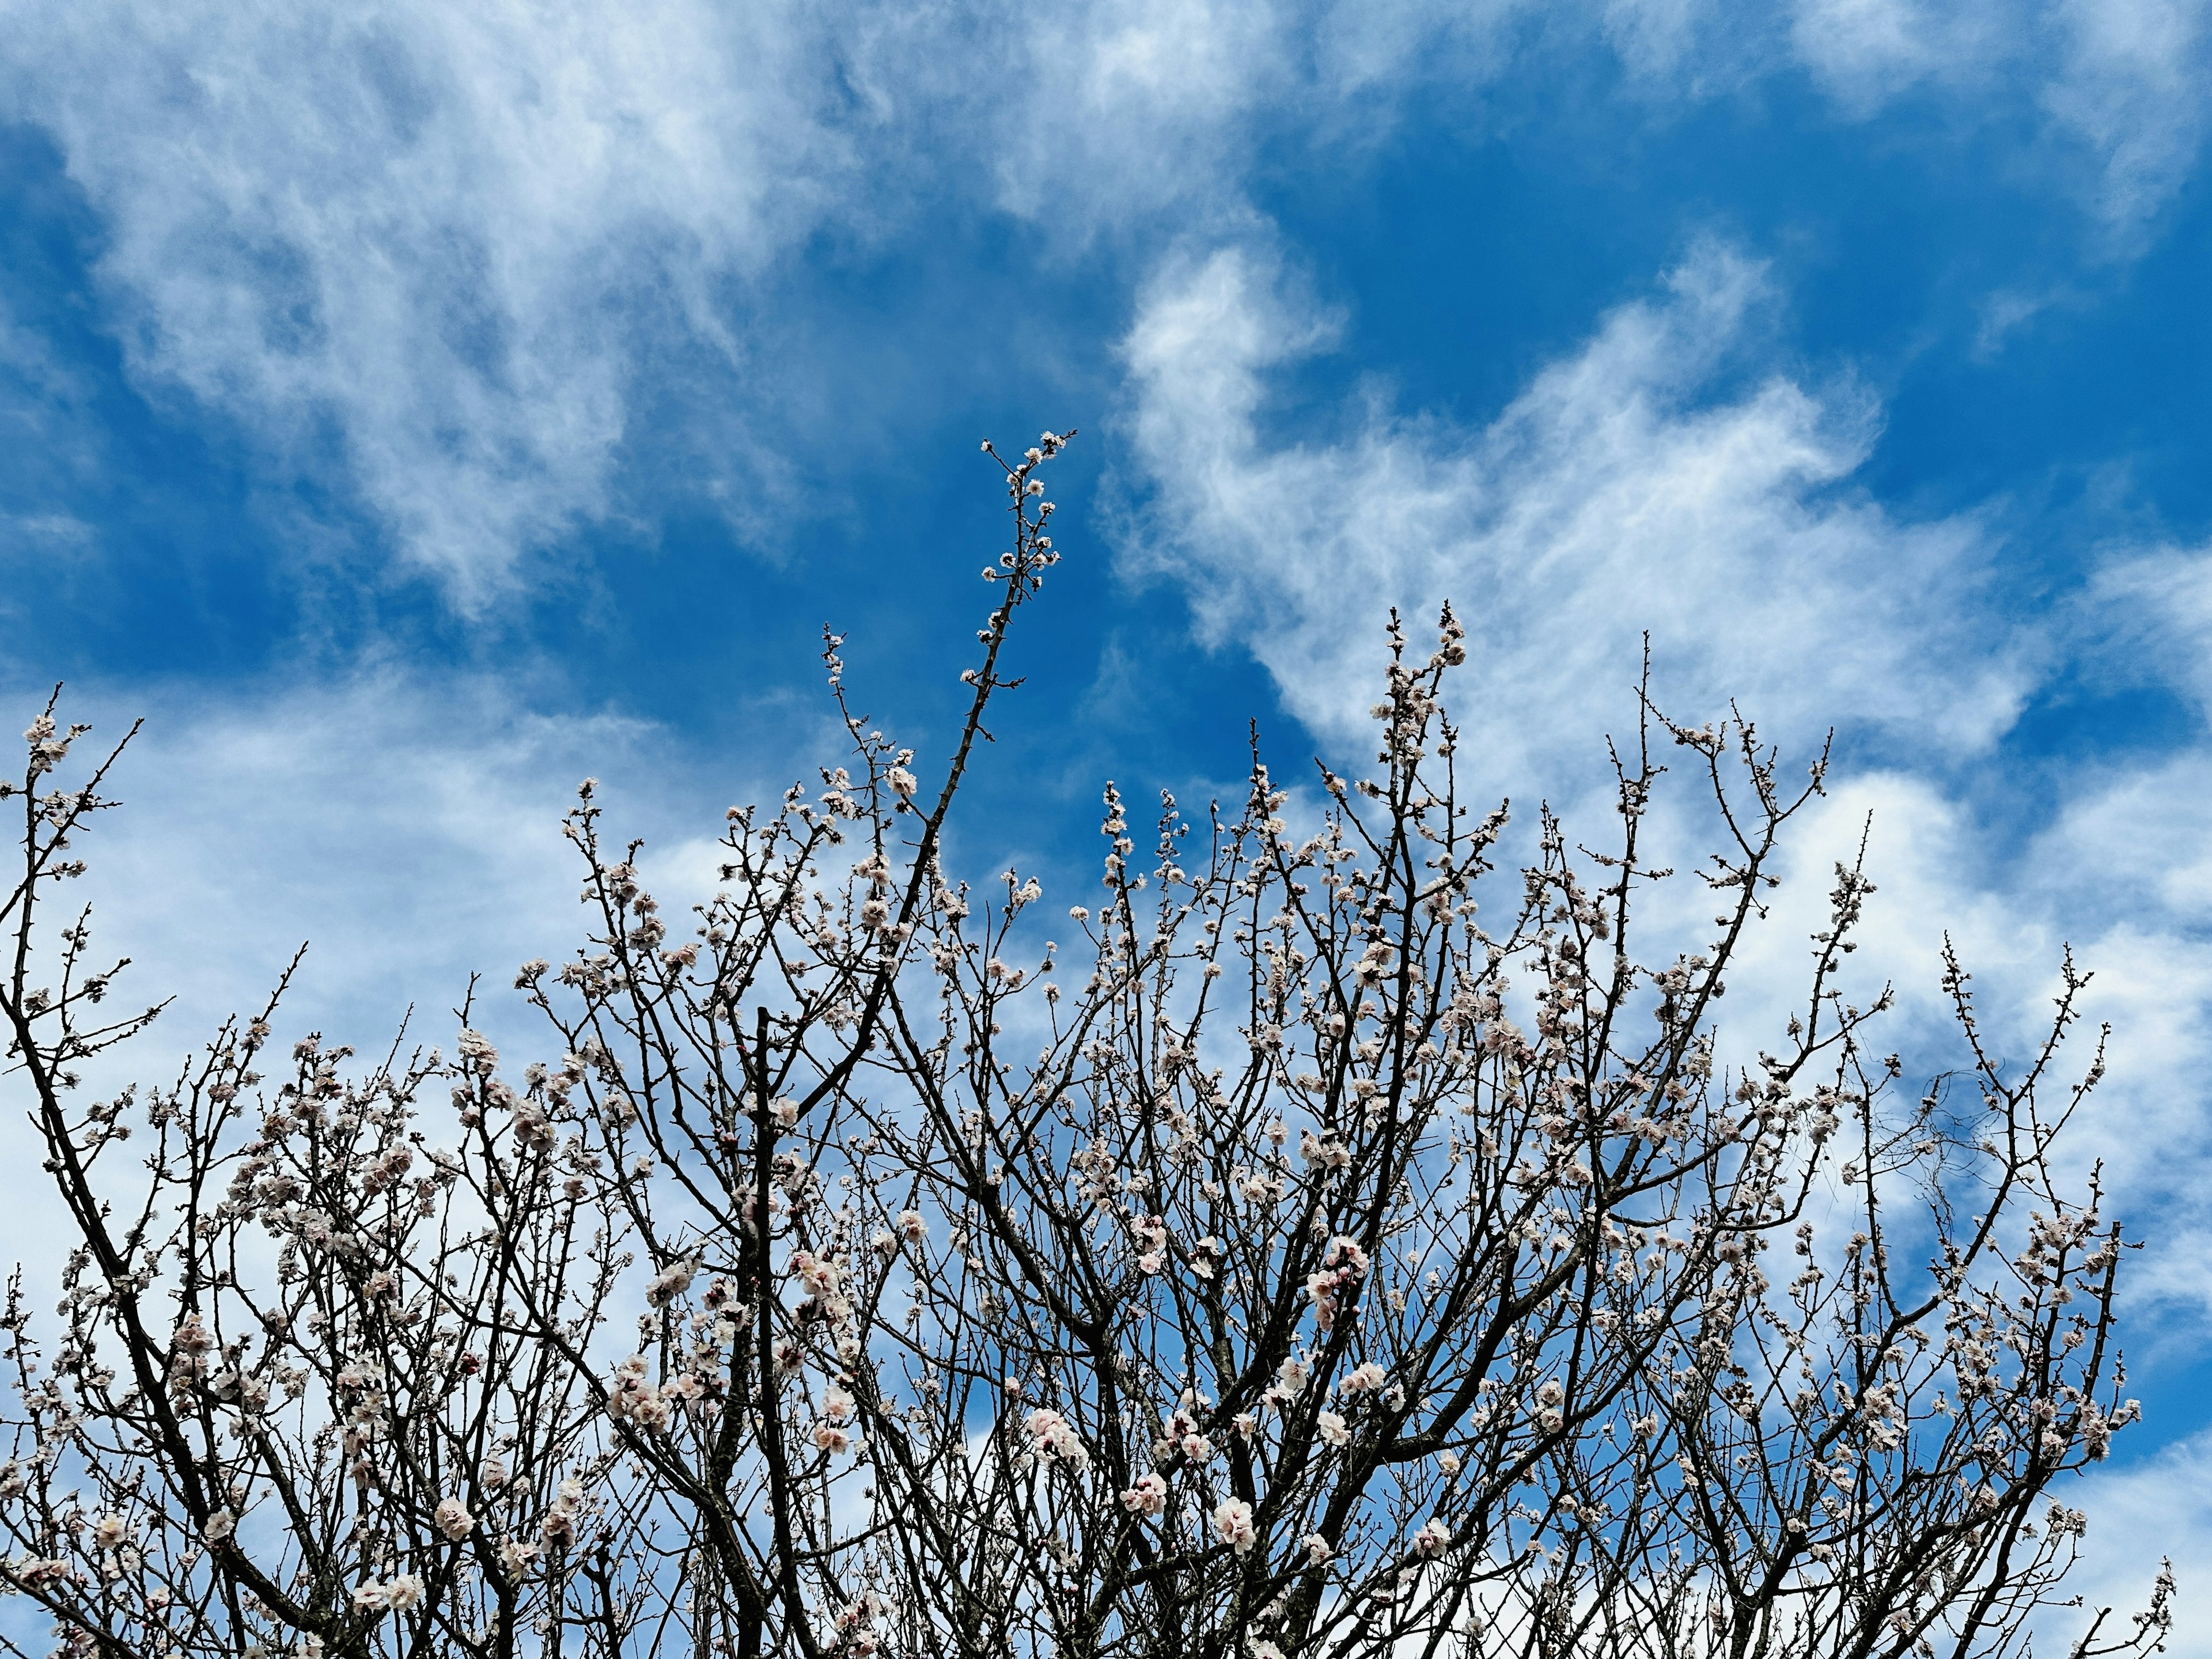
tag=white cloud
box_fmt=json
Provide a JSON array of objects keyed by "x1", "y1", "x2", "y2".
[
  {"x1": 1777, "y1": 0, "x2": 2212, "y2": 237},
  {"x1": 1594, "y1": 0, "x2": 2212, "y2": 237},
  {"x1": 28, "y1": 673, "x2": 667, "y2": 1047},
  {"x1": 1119, "y1": 236, "x2": 2027, "y2": 790},
  {"x1": 1782, "y1": 0, "x2": 2008, "y2": 106},
  {"x1": 2044, "y1": 0, "x2": 2212, "y2": 239},
  {"x1": 2, "y1": 0, "x2": 872, "y2": 602},
  {"x1": 2090, "y1": 542, "x2": 2212, "y2": 712},
  {"x1": 1001, "y1": 0, "x2": 1542, "y2": 198},
  {"x1": 979, "y1": 1, "x2": 1302, "y2": 232}
]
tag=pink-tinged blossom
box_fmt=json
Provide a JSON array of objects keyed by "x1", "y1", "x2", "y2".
[
  {"x1": 1121, "y1": 1474, "x2": 1169, "y2": 1515},
  {"x1": 1212, "y1": 1498, "x2": 1257, "y2": 1556},
  {"x1": 645, "y1": 1260, "x2": 696, "y2": 1306},
  {"x1": 1340, "y1": 1362, "x2": 1387, "y2": 1396},
  {"x1": 1306, "y1": 1271, "x2": 1340, "y2": 1331},
  {"x1": 1024, "y1": 1408, "x2": 1090, "y2": 1467},
  {"x1": 354, "y1": 1574, "x2": 425, "y2": 1614},
  {"x1": 606, "y1": 1355, "x2": 663, "y2": 1425}
]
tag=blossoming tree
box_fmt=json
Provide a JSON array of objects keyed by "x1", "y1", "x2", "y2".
[{"x1": 0, "y1": 435, "x2": 2174, "y2": 1659}]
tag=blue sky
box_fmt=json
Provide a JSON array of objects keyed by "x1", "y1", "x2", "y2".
[{"x1": 6, "y1": 0, "x2": 2212, "y2": 1636}]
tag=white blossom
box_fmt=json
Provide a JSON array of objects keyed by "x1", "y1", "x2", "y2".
[{"x1": 1212, "y1": 1498, "x2": 1257, "y2": 1556}]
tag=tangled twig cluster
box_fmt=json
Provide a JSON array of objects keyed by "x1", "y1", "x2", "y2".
[{"x1": 0, "y1": 436, "x2": 2171, "y2": 1659}]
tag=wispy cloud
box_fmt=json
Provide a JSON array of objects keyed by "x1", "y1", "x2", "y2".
[
  {"x1": 1118, "y1": 236, "x2": 2026, "y2": 782},
  {"x1": 36, "y1": 673, "x2": 663, "y2": 1040},
  {"x1": 3, "y1": 1, "x2": 877, "y2": 603},
  {"x1": 2090, "y1": 541, "x2": 2212, "y2": 712},
  {"x1": 2044, "y1": 0, "x2": 2212, "y2": 241},
  {"x1": 1778, "y1": 0, "x2": 2212, "y2": 240},
  {"x1": 976, "y1": 0, "x2": 1536, "y2": 230},
  {"x1": 1601, "y1": 0, "x2": 2212, "y2": 240}
]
